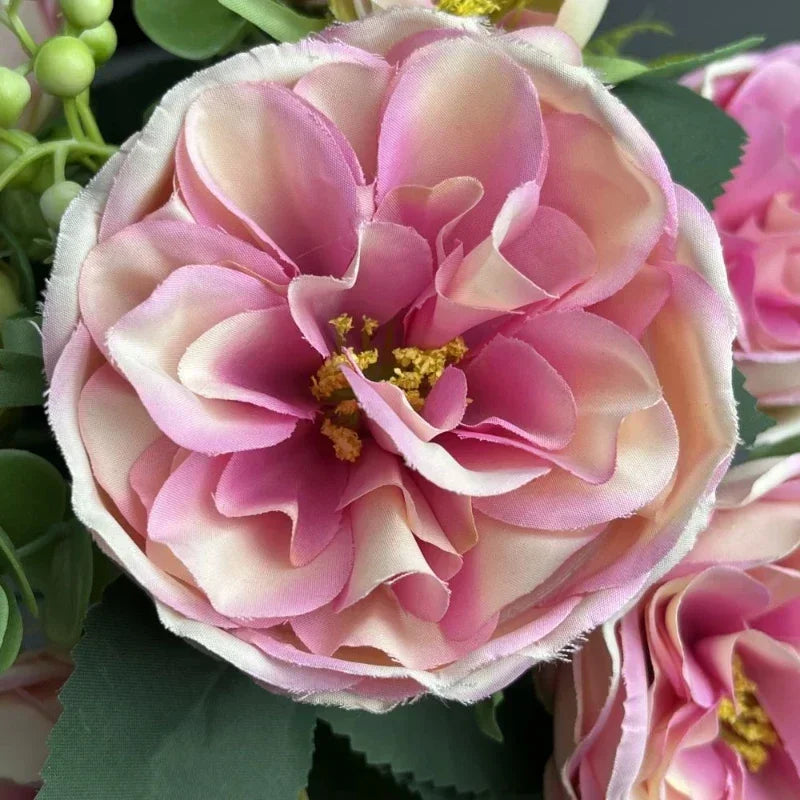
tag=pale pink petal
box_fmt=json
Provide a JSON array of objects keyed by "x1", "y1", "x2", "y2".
[
  {"x1": 421, "y1": 366, "x2": 468, "y2": 432},
  {"x1": 293, "y1": 59, "x2": 394, "y2": 181},
  {"x1": 148, "y1": 453, "x2": 353, "y2": 619},
  {"x1": 377, "y1": 37, "x2": 546, "y2": 252},
  {"x1": 178, "y1": 82, "x2": 363, "y2": 275},
  {"x1": 107, "y1": 265, "x2": 296, "y2": 454}
]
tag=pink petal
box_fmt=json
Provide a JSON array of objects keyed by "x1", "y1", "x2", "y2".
[
  {"x1": 421, "y1": 366, "x2": 468, "y2": 432},
  {"x1": 177, "y1": 306, "x2": 320, "y2": 419},
  {"x1": 335, "y1": 486, "x2": 450, "y2": 622},
  {"x1": 377, "y1": 36, "x2": 546, "y2": 253},
  {"x1": 293, "y1": 59, "x2": 394, "y2": 182},
  {"x1": 178, "y1": 82, "x2": 363, "y2": 276},
  {"x1": 79, "y1": 220, "x2": 287, "y2": 356},
  {"x1": 107, "y1": 264, "x2": 297, "y2": 454},
  {"x1": 343, "y1": 365, "x2": 549, "y2": 495},
  {"x1": 540, "y1": 112, "x2": 669, "y2": 306},
  {"x1": 476, "y1": 399, "x2": 679, "y2": 530},
  {"x1": 215, "y1": 423, "x2": 349, "y2": 567},
  {"x1": 463, "y1": 334, "x2": 577, "y2": 450},
  {"x1": 78, "y1": 364, "x2": 158, "y2": 535},
  {"x1": 148, "y1": 453, "x2": 353, "y2": 619},
  {"x1": 288, "y1": 221, "x2": 432, "y2": 355}
]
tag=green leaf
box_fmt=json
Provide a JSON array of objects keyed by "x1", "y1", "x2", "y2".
[
  {"x1": 0, "y1": 349, "x2": 44, "y2": 407},
  {"x1": 732, "y1": 367, "x2": 776, "y2": 465},
  {"x1": 748, "y1": 433, "x2": 800, "y2": 462},
  {"x1": 40, "y1": 579, "x2": 317, "y2": 800},
  {"x1": 318, "y1": 699, "x2": 514, "y2": 796},
  {"x1": 586, "y1": 19, "x2": 674, "y2": 57},
  {"x1": 133, "y1": 0, "x2": 248, "y2": 60},
  {"x1": 0, "y1": 217, "x2": 37, "y2": 311},
  {"x1": 613, "y1": 77, "x2": 746, "y2": 209},
  {"x1": 89, "y1": 544, "x2": 120, "y2": 605},
  {"x1": 474, "y1": 692, "x2": 504, "y2": 744},
  {"x1": 0, "y1": 581, "x2": 22, "y2": 672},
  {"x1": 0, "y1": 524, "x2": 38, "y2": 615},
  {"x1": 644, "y1": 36, "x2": 765, "y2": 81},
  {"x1": 41, "y1": 520, "x2": 93, "y2": 648},
  {"x1": 0, "y1": 449, "x2": 66, "y2": 546},
  {"x1": 218, "y1": 0, "x2": 327, "y2": 43},
  {"x1": 583, "y1": 54, "x2": 648, "y2": 84},
  {"x1": 2, "y1": 315, "x2": 42, "y2": 356}
]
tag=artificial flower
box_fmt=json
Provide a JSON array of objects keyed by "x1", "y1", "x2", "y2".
[
  {"x1": 0, "y1": 650, "x2": 71, "y2": 798},
  {"x1": 44, "y1": 9, "x2": 736, "y2": 709},
  {"x1": 545, "y1": 454, "x2": 800, "y2": 799},
  {"x1": 688, "y1": 45, "x2": 800, "y2": 439}
]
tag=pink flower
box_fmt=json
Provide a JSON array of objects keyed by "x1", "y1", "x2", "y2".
[
  {"x1": 688, "y1": 46, "x2": 800, "y2": 427},
  {"x1": 545, "y1": 454, "x2": 800, "y2": 799},
  {"x1": 0, "y1": 651, "x2": 70, "y2": 797},
  {"x1": 43, "y1": 10, "x2": 737, "y2": 709},
  {"x1": 0, "y1": 1, "x2": 60, "y2": 131}
]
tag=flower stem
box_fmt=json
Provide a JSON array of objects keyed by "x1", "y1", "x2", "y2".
[
  {"x1": 4, "y1": 0, "x2": 38, "y2": 56},
  {"x1": 76, "y1": 91, "x2": 105, "y2": 147}
]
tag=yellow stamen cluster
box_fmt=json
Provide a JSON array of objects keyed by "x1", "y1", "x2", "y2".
[
  {"x1": 390, "y1": 337, "x2": 467, "y2": 411},
  {"x1": 718, "y1": 656, "x2": 779, "y2": 773},
  {"x1": 310, "y1": 315, "x2": 468, "y2": 461},
  {"x1": 437, "y1": 0, "x2": 501, "y2": 15}
]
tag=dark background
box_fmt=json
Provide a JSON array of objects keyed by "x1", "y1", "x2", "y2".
[{"x1": 109, "y1": 0, "x2": 800, "y2": 54}]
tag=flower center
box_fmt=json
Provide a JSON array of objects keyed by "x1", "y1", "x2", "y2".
[
  {"x1": 309, "y1": 314, "x2": 467, "y2": 463},
  {"x1": 717, "y1": 656, "x2": 779, "y2": 773}
]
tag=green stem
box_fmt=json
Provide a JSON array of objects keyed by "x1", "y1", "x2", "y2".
[
  {"x1": 5, "y1": 2, "x2": 37, "y2": 57},
  {"x1": 53, "y1": 144, "x2": 68, "y2": 183},
  {"x1": 16, "y1": 525, "x2": 68, "y2": 561},
  {"x1": 0, "y1": 139, "x2": 116, "y2": 194},
  {"x1": 76, "y1": 92, "x2": 105, "y2": 147},
  {"x1": 63, "y1": 98, "x2": 86, "y2": 142}
]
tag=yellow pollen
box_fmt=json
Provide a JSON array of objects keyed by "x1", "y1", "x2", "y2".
[
  {"x1": 320, "y1": 418, "x2": 362, "y2": 462},
  {"x1": 718, "y1": 656, "x2": 779, "y2": 773},
  {"x1": 335, "y1": 399, "x2": 359, "y2": 417},
  {"x1": 391, "y1": 336, "x2": 467, "y2": 391},
  {"x1": 361, "y1": 316, "x2": 380, "y2": 338},
  {"x1": 437, "y1": 0, "x2": 501, "y2": 15},
  {"x1": 329, "y1": 313, "x2": 354, "y2": 345}
]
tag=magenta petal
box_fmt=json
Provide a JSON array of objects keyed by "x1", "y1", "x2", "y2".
[
  {"x1": 107, "y1": 264, "x2": 297, "y2": 454},
  {"x1": 377, "y1": 37, "x2": 546, "y2": 252},
  {"x1": 463, "y1": 334, "x2": 576, "y2": 450},
  {"x1": 215, "y1": 424, "x2": 348, "y2": 567},
  {"x1": 178, "y1": 82, "x2": 363, "y2": 276},
  {"x1": 148, "y1": 453, "x2": 353, "y2": 619},
  {"x1": 177, "y1": 306, "x2": 320, "y2": 419},
  {"x1": 288, "y1": 220, "x2": 432, "y2": 355}
]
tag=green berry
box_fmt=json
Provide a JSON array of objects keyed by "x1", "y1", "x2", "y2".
[
  {"x1": 0, "y1": 68, "x2": 31, "y2": 128},
  {"x1": 0, "y1": 131, "x2": 41, "y2": 189},
  {"x1": 40, "y1": 180, "x2": 82, "y2": 228},
  {"x1": 34, "y1": 37, "x2": 96, "y2": 99},
  {"x1": 59, "y1": 0, "x2": 113, "y2": 30},
  {"x1": 79, "y1": 21, "x2": 117, "y2": 65}
]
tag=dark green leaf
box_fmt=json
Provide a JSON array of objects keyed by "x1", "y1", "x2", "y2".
[
  {"x1": 0, "y1": 581, "x2": 22, "y2": 672},
  {"x1": 474, "y1": 692, "x2": 504, "y2": 744},
  {"x1": 219, "y1": 0, "x2": 327, "y2": 43},
  {"x1": 41, "y1": 520, "x2": 93, "y2": 648},
  {"x1": 0, "y1": 216, "x2": 37, "y2": 310},
  {"x1": 0, "y1": 524, "x2": 37, "y2": 615},
  {"x1": 0, "y1": 349, "x2": 44, "y2": 407},
  {"x1": 613, "y1": 77, "x2": 746, "y2": 209},
  {"x1": 645, "y1": 36, "x2": 765, "y2": 80},
  {"x1": 748, "y1": 433, "x2": 800, "y2": 462},
  {"x1": 90, "y1": 544, "x2": 120, "y2": 605},
  {"x1": 732, "y1": 367, "x2": 776, "y2": 465},
  {"x1": 0, "y1": 450, "x2": 66, "y2": 546},
  {"x1": 318, "y1": 698, "x2": 514, "y2": 796},
  {"x1": 584, "y1": 54, "x2": 648, "y2": 84},
  {"x1": 2, "y1": 315, "x2": 41, "y2": 356},
  {"x1": 40, "y1": 579, "x2": 317, "y2": 800},
  {"x1": 133, "y1": 0, "x2": 247, "y2": 60}
]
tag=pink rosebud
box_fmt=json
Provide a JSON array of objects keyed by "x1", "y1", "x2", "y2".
[
  {"x1": 546, "y1": 454, "x2": 800, "y2": 799},
  {"x1": 688, "y1": 46, "x2": 800, "y2": 432},
  {"x1": 0, "y1": 651, "x2": 71, "y2": 797},
  {"x1": 43, "y1": 10, "x2": 737, "y2": 709},
  {"x1": 0, "y1": 0, "x2": 60, "y2": 131}
]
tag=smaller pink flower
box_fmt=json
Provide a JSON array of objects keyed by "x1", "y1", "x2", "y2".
[
  {"x1": 0, "y1": 1, "x2": 60, "y2": 131},
  {"x1": 0, "y1": 650, "x2": 71, "y2": 798},
  {"x1": 689, "y1": 46, "x2": 800, "y2": 422},
  {"x1": 545, "y1": 454, "x2": 800, "y2": 800}
]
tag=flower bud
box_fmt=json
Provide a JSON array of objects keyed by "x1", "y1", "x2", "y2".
[
  {"x1": 79, "y1": 20, "x2": 117, "y2": 65},
  {"x1": 59, "y1": 0, "x2": 113, "y2": 30},
  {"x1": 0, "y1": 68, "x2": 32, "y2": 129},
  {"x1": 34, "y1": 37, "x2": 95, "y2": 99},
  {"x1": 0, "y1": 131, "x2": 42, "y2": 188},
  {"x1": 39, "y1": 180, "x2": 82, "y2": 228}
]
